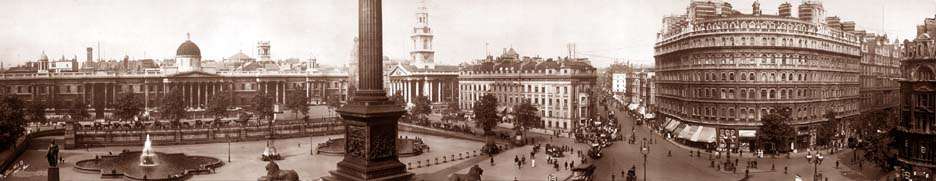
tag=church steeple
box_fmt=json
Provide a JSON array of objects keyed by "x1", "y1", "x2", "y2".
[{"x1": 410, "y1": 0, "x2": 435, "y2": 69}]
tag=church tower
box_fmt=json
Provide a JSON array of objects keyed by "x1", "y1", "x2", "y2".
[
  {"x1": 258, "y1": 41, "x2": 271, "y2": 62},
  {"x1": 410, "y1": 0, "x2": 435, "y2": 69}
]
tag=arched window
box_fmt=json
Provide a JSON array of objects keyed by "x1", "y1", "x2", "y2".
[
  {"x1": 730, "y1": 73, "x2": 735, "y2": 81},
  {"x1": 750, "y1": 73, "x2": 755, "y2": 81},
  {"x1": 770, "y1": 89, "x2": 776, "y2": 99},
  {"x1": 740, "y1": 89, "x2": 747, "y2": 99},
  {"x1": 914, "y1": 66, "x2": 936, "y2": 81}
]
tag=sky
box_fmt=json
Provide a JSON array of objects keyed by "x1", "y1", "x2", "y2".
[{"x1": 0, "y1": 0, "x2": 933, "y2": 68}]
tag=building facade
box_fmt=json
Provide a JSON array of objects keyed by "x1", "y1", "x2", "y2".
[
  {"x1": 0, "y1": 37, "x2": 349, "y2": 120},
  {"x1": 655, "y1": 1, "x2": 870, "y2": 152},
  {"x1": 386, "y1": 0, "x2": 459, "y2": 109},
  {"x1": 895, "y1": 16, "x2": 936, "y2": 180},
  {"x1": 458, "y1": 49, "x2": 596, "y2": 133}
]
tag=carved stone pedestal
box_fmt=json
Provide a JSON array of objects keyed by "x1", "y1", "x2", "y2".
[{"x1": 324, "y1": 103, "x2": 412, "y2": 181}]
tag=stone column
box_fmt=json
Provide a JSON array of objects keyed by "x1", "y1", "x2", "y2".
[
  {"x1": 427, "y1": 79, "x2": 433, "y2": 103},
  {"x1": 327, "y1": 0, "x2": 412, "y2": 180},
  {"x1": 405, "y1": 80, "x2": 411, "y2": 103}
]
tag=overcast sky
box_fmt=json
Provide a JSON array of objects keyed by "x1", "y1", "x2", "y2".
[{"x1": 0, "y1": 0, "x2": 933, "y2": 68}]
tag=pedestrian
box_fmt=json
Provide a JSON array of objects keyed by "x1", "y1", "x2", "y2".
[
  {"x1": 531, "y1": 158, "x2": 536, "y2": 168},
  {"x1": 565, "y1": 161, "x2": 568, "y2": 170},
  {"x1": 835, "y1": 160, "x2": 839, "y2": 168},
  {"x1": 491, "y1": 157, "x2": 495, "y2": 166}
]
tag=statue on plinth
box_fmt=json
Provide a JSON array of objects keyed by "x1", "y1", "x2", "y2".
[
  {"x1": 258, "y1": 161, "x2": 298, "y2": 181},
  {"x1": 46, "y1": 141, "x2": 60, "y2": 167}
]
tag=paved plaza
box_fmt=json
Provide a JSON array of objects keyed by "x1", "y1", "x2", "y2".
[{"x1": 4, "y1": 131, "x2": 482, "y2": 181}]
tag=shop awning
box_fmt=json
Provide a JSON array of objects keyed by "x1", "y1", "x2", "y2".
[
  {"x1": 678, "y1": 125, "x2": 699, "y2": 140},
  {"x1": 694, "y1": 127, "x2": 717, "y2": 143},
  {"x1": 739, "y1": 130, "x2": 757, "y2": 138},
  {"x1": 665, "y1": 120, "x2": 680, "y2": 132},
  {"x1": 628, "y1": 104, "x2": 638, "y2": 110},
  {"x1": 673, "y1": 124, "x2": 687, "y2": 136}
]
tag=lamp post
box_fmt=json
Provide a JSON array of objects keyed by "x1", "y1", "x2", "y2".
[
  {"x1": 806, "y1": 152, "x2": 823, "y2": 181},
  {"x1": 640, "y1": 139, "x2": 650, "y2": 181}
]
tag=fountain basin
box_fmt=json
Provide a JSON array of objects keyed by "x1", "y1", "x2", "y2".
[{"x1": 75, "y1": 151, "x2": 223, "y2": 180}]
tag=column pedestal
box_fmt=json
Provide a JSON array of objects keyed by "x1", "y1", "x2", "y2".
[
  {"x1": 48, "y1": 166, "x2": 59, "y2": 181},
  {"x1": 324, "y1": 102, "x2": 412, "y2": 181}
]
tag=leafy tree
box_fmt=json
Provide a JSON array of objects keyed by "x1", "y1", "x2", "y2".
[
  {"x1": 473, "y1": 94, "x2": 499, "y2": 135},
  {"x1": 206, "y1": 92, "x2": 231, "y2": 121},
  {"x1": 285, "y1": 91, "x2": 309, "y2": 119},
  {"x1": 114, "y1": 93, "x2": 144, "y2": 122},
  {"x1": 816, "y1": 110, "x2": 840, "y2": 147},
  {"x1": 251, "y1": 93, "x2": 275, "y2": 121},
  {"x1": 389, "y1": 91, "x2": 406, "y2": 108},
  {"x1": 68, "y1": 101, "x2": 90, "y2": 122},
  {"x1": 411, "y1": 95, "x2": 432, "y2": 118},
  {"x1": 159, "y1": 89, "x2": 188, "y2": 127},
  {"x1": 325, "y1": 95, "x2": 341, "y2": 110},
  {"x1": 862, "y1": 130, "x2": 896, "y2": 170},
  {"x1": 26, "y1": 100, "x2": 47, "y2": 124},
  {"x1": 441, "y1": 101, "x2": 465, "y2": 123},
  {"x1": 512, "y1": 100, "x2": 543, "y2": 131},
  {"x1": 855, "y1": 109, "x2": 899, "y2": 169},
  {"x1": 0, "y1": 96, "x2": 26, "y2": 150},
  {"x1": 756, "y1": 107, "x2": 796, "y2": 154}
]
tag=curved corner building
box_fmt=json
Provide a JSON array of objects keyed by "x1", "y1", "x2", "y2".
[
  {"x1": 895, "y1": 16, "x2": 936, "y2": 180},
  {"x1": 653, "y1": 1, "x2": 865, "y2": 152}
]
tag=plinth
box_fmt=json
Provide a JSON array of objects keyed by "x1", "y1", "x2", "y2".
[
  {"x1": 323, "y1": 0, "x2": 412, "y2": 180},
  {"x1": 47, "y1": 166, "x2": 59, "y2": 181},
  {"x1": 325, "y1": 100, "x2": 412, "y2": 181}
]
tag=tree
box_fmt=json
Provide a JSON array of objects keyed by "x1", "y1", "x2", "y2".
[
  {"x1": 0, "y1": 96, "x2": 27, "y2": 150},
  {"x1": 67, "y1": 101, "x2": 90, "y2": 122},
  {"x1": 114, "y1": 93, "x2": 144, "y2": 122},
  {"x1": 816, "y1": 110, "x2": 839, "y2": 147},
  {"x1": 325, "y1": 95, "x2": 341, "y2": 110},
  {"x1": 411, "y1": 95, "x2": 432, "y2": 118},
  {"x1": 512, "y1": 101, "x2": 543, "y2": 131},
  {"x1": 251, "y1": 93, "x2": 275, "y2": 121},
  {"x1": 856, "y1": 109, "x2": 899, "y2": 169},
  {"x1": 206, "y1": 92, "x2": 231, "y2": 121},
  {"x1": 441, "y1": 101, "x2": 465, "y2": 123},
  {"x1": 26, "y1": 100, "x2": 47, "y2": 124},
  {"x1": 473, "y1": 94, "x2": 499, "y2": 135},
  {"x1": 756, "y1": 107, "x2": 796, "y2": 154},
  {"x1": 285, "y1": 91, "x2": 310, "y2": 119},
  {"x1": 159, "y1": 89, "x2": 188, "y2": 127},
  {"x1": 389, "y1": 91, "x2": 406, "y2": 108}
]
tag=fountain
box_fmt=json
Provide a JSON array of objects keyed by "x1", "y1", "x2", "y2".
[
  {"x1": 74, "y1": 134, "x2": 223, "y2": 180},
  {"x1": 139, "y1": 134, "x2": 157, "y2": 167}
]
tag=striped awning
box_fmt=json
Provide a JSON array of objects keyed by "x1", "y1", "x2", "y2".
[
  {"x1": 678, "y1": 125, "x2": 699, "y2": 140},
  {"x1": 665, "y1": 120, "x2": 680, "y2": 132},
  {"x1": 695, "y1": 127, "x2": 717, "y2": 143}
]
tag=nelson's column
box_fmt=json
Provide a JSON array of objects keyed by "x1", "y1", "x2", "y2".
[{"x1": 324, "y1": 0, "x2": 414, "y2": 180}]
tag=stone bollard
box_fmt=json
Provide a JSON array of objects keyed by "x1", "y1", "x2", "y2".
[
  {"x1": 435, "y1": 158, "x2": 439, "y2": 165},
  {"x1": 417, "y1": 160, "x2": 422, "y2": 168},
  {"x1": 426, "y1": 159, "x2": 430, "y2": 166},
  {"x1": 408, "y1": 162, "x2": 412, "y2": 170}
]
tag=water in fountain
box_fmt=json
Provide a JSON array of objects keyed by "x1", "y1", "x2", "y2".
[{"x1": 139, "y1": 134, "x2": 157, "y2": 167}]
